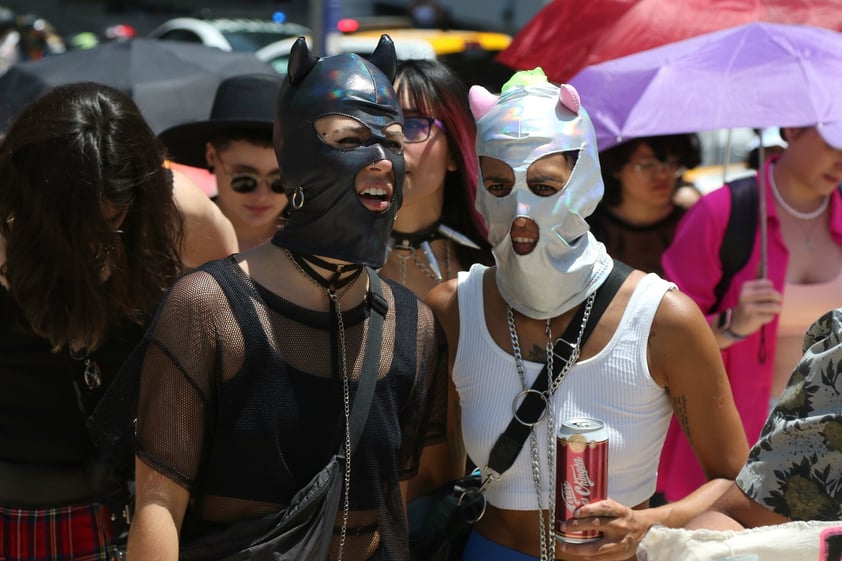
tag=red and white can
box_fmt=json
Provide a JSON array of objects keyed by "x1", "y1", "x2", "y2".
[{"x1": 554, "y1": 417, "x2": 608, "y2": 543}]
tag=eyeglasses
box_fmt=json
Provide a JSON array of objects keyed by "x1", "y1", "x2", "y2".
[
  {"x1": 216, "y1": 157, "x2": 284, "y2": 194},
  {"x1": 403, "y1": 116, "x2": 447, "y2": 144},
  {"x1": 629, "y1": 158, "x2": 684, "y2": 178}
]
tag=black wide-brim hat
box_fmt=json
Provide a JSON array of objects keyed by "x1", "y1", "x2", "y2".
[{"x1": 159, "y1": 72, "x2": 284, "y2": 168}]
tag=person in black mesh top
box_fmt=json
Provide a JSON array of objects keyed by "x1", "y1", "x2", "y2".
[
  {"x1": 125, "y1": 36, "x2": 451, "y2": 561},
  {"x1": 0, "y1": 82, "x2": 183, "y2": 561}
]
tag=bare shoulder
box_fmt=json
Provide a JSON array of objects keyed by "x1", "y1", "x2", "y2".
[
  {"x1": 652, "y1": 286, "x2": 708, "y2": 335},
  {"x1": 172, "y1": 169, "x2": 238, "y2": 268},
  {"x1": 171, "y1": 169, "x2": 209, "y2": 212},
  {"x1": 649, "y1": 284, "x2": 724, "y2": 386},
  {"x1": 425, "y1": 278, "x2": 460, "y2": 343}
]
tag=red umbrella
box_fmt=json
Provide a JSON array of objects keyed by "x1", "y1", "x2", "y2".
[{"x1": 497, "y1": 0, "x2": 842, "y2": 83}]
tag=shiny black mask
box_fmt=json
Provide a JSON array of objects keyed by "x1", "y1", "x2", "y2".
[{"x1": 272, "y1": 35, "x2": 404, "y2": 267}]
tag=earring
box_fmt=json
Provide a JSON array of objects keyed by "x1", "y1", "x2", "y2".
[
  {"x1": 207, "y1": 165, "x2": 215, "y2": 173},
  {"x1": 291, "y1": 186, "x2": 304, "y2": 210}
]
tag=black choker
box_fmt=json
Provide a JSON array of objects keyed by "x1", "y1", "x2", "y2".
[
  {"x1": 287, "y1": 251, "x2": 364, "y2": 293},
  {"x1": 390, "y1": 222, "x2": 442, "y2": 250}
]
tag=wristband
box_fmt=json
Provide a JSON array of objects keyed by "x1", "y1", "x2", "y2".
[
  {"x1": 717, "y1": 308, "x2": 747, "y2": 341},
  {"x1": 722, "y1": 326, "x2": 748, "y2": 341}
]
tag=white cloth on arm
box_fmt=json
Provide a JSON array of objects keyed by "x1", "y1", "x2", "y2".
[{"x1": 638, "y1": 521, "x2": 842, "y2": 561}]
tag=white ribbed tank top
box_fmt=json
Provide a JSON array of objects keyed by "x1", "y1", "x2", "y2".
[{"x1": 454, "y1": 264, "x2": 674, "y2": 509}]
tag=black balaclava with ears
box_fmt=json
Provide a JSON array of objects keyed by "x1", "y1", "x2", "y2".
[{"x1": 271, "y1": 35, "x2": 404, "y2": 268}]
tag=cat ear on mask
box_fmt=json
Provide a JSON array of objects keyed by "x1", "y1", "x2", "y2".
[
  {"x1": 367, "y1": 35, "x2": 397, "y2": 82},
  {"x1": 287, "y1": 37, "x2": 319, "y2": 84},
  {"x1": 469, "y1": 85, "x2": 499, "y2": 120}
]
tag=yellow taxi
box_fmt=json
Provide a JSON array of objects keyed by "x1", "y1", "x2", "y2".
[{"x1": 342, "y1": 19, "x2": 512, "y2": 90}]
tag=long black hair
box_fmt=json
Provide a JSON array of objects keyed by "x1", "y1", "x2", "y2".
[{"x1": 0, "y1": 82, "x2": 183, "y2": 351}]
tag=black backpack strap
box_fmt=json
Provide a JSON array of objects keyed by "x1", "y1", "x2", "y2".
[
  {"x1": 710, "y1": 176, "x2": 758, "y2": 313},
  {"x1": 486, "y1": 260, "x2": 633, "y2": 476},
  {"x1": 346, "y1": 267, "x2": 387, "y2": 453}
]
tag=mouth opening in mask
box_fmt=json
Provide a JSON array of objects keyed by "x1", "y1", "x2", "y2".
[
  {"x1": 357, "y1": 181, "x2": 394, "y2": 213},
  {"x1": 509, "y1": 216, "x2": 540, "y2": 255}
]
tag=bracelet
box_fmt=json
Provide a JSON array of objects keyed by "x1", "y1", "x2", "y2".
[
  {"x1": 722, "y1": 326, "x2": 747, "y2": 341},
  {"x1": 717, "y1": 308, "x2": 747, "y2": 341}
]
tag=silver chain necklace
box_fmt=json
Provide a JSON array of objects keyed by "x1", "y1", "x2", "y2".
[
  {"x1": 395, "y1": 240, "x2": 452, "y2": 285},
  {"x1": 505, "y1": 292, "x2": 595, "y2": 561},
  {"x1": 284, "y1": 248, "x2": 357, "y2": 560}
]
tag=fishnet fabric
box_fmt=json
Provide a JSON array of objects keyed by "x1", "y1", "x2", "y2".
[{"x1": 134, "y1": 257, "x2": 447, "y2": 561}]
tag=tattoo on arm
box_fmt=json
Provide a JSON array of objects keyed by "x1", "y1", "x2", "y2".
[{"x1": 672, "y1": 394, "x2": 692, "y2": 444}]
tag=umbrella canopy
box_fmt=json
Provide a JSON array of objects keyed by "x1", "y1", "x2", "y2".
[
  {"x1": 0, "y1": 38, "x2": 277, "y2": 134},
  {"x1": 568, "y1": 22, "x2": 842, "y2": 151},
  {"x1": 498, "y1": 0, "x2": 842, "y2": 83}
]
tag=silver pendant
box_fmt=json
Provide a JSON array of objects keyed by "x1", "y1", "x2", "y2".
[{"x1": 83, "y1": 358, "x2": 102, "y2": 389}]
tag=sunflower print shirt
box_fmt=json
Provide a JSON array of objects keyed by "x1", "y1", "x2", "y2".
[{"x1": 736, "y1": 307, "x2": 842, "y2": 521}]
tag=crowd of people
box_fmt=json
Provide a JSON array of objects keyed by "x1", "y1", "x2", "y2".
[{"x1": 0, "y1": 25, "x2": 840, "y2": 561}]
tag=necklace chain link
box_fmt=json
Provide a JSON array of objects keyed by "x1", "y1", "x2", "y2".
[
  {"x1": 395, "y1": 240, "x2": 452, "y2": 285},
  {"x1": 505, "y1": 293, "x2": 595, "y2": 561},
  {"x1": 284, "y1": 248, "x2": 354, "y2": 560}
]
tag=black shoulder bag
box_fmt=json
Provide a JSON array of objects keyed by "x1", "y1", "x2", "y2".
[
  {"x1": 179, "y1": 265, "x2": 388, "y2": 561},
  {"x1": 410, "y1": 260, "x2": 632, "y2": 561}
]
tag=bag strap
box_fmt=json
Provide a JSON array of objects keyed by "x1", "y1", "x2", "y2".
[
  {"x1": 346, "y1": 267, "x2": 388, "y2": 454},
  {"x1": 486, "y1": 260, "x2": 633, "y2": 476},
  {"x1": 710, "y1": 175, "x2": 758, "y2": 313}
]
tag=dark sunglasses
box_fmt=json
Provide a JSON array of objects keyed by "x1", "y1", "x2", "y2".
[
  {"x1": 403, "y1": 116, "x2": 447, "y2": 144},
  {"x1": 217, "y1": 157, "x2": 285, "y2": 194}
]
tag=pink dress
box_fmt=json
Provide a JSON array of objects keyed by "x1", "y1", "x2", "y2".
[{"x1": 658, "y1": 157, "x2": 842, "y2": 501}]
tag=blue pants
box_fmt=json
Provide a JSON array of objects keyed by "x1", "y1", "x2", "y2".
[{"x1": 462, "y1": 529, "x2": 539, "y2": 561}]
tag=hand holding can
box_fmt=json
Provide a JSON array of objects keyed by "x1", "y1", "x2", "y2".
[{"x1": 555, "y1": 417, "x2": 608, "y2": 543}]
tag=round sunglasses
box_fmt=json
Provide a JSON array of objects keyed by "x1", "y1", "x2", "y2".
[{"x1": 216, "y1": 157, "x2": 285, "y2": 194}]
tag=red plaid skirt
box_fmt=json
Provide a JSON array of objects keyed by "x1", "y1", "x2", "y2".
[{"x1": 0, "y1": 503, "x2": 118, "y2": 561}]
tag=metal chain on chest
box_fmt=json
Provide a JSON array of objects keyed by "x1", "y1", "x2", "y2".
[
  {"x1": 395, "y1": 240, "x2": 452, "y2": 285},
  {"x1": 505, "y1": 292, "x2": 595, "y2": 561},
  {"x1": 284, "y1": 248, "x2": 355, "y2": 560},
  {"x1": 332, "y1": 291, "x2": 352, "y2": 561}
]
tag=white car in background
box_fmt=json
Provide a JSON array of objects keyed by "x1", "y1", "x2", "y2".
[
  {"x1": 256, "y1": 34, "x2": 436, "y2": 74},
  {"x1": 148, "y1": 17, "x2": 311, "y2": 55}
]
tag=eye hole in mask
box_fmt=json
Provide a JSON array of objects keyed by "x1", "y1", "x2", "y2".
[
  {"x1": 480, "y1": 150, "x2": 580, "y2": 198},
  {"x1": 314, "y1": 114, "x2": 405, "y2": 155}
]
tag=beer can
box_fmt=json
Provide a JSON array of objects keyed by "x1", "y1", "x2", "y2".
[{"x1": 555, "y1": 417, "x2": 608, "y2": 543}]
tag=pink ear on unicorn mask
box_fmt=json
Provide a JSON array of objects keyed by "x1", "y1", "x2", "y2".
[
  {"x1": 558, "y1": 84, "x2": 580, "y2": 114},
  {"x1": 469, "y1": 85, "x2": 499, "y2": 119}
]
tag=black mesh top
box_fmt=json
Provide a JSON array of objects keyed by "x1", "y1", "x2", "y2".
[{"x1": 133, "y1": 256, "x2": 447, "y2": 561}]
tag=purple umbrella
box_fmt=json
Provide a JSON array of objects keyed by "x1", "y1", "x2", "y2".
[
  {"x1": 569, "y1": 22, "x2": 842, "y2": 276},
  {"x1": 569, "y1": 22, "x2": 842, "y2": 151}
]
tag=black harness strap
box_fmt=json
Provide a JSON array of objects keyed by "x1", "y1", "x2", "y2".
[{"x1": 486, "y1": 260, "x2": 633, "y2": 476}]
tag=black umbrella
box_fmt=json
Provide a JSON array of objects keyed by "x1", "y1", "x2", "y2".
[{"x1": 0, "y1": 38, "x2": 278, "y2": 133}]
